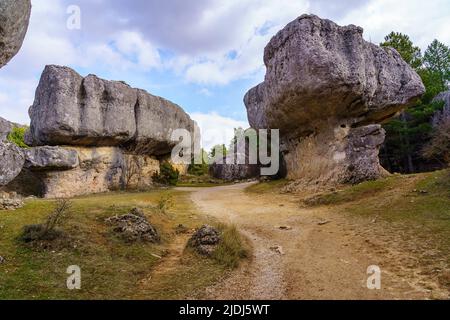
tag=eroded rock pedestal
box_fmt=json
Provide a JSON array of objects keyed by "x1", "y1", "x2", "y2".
[
  {"x1": 4, "y1": 65, "x2": 196, "y2": 198},
  {"x1": 244, "y1": 15, "x2": 425, "y2": 186}
]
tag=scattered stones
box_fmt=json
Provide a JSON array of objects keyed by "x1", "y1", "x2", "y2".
[
  {"x1": 0, "y1": 191, "x2": 24, "y2": 211},
  {"x1": 188, "y1": 225, "x2": 221, "y2": 256},
  {"x1": 0, "y1": 0, "x2": 32, "y2": 68},
  {"x1": 106, "y1": 208, "x2": 160, "y2": 243},
  {"x1": 244, "y1": 14, "x2": 425, "y2": 185},
  {"x1": 175, "y1": 224, "x2": 189, "y2": 235},
  {"x1": 277, "y1": 225, "x2": 293, "y2": 231},
  {"x1": 318, "y1": 220, "x2": 331, "y2": 226},
  {"x1": 270, "y1": 245, "x2": 285, "y2": 255}
]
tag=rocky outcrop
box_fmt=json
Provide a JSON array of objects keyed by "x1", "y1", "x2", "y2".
[
  {"x1": 35, "y1": 147, "x2": 160, "y2": 198},
  {"x1": 0, "y1": 117, "x2": 14, "y2": 141},
  {"x1": 210, "y1": 153, "x2": 260, "y2": 181},
  {"x1": 188, "y1": 225, "x2": 221, "y2": 256},
  {"x1": 0, "y1": 142, "x2": 25, "y2": 186},
  {"x1": 27, "y1": 65, "x2": 197, "y2": 156},
  {"x1": 106, "y1": 208, "x2": 160, "y2": 243},
  {"x1": 244, "y1": 15, "x2": 425, "y2": 185},
  {"x1": 24, "y1": 146, "x2": 79, "y2": 171},
  {"x1": 0, "y1": 0, "x2": 31, "y2": 68},
  {"x1": 0, "y1": 191, "x2": 24, "y2": 211}
]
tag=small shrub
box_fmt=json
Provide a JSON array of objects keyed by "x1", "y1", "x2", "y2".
[
  {"x1": 188, "y1": 162, "x2": 209, "y2": 176},
  {"x1": 156, "y1": 194, "x2": 174, "y2": 214},
  {"x1": 212, "y1": 224, "x2": 249, "y2": 268},
  {"x1": 153, "y1": 162, "x2": 180, "y2": 186},
  {"x1": 20, "y1": 199, "x2": 72, "y2": 243},
  {"x1": 7, "y1": 126, "x2": 29, "y2": 148}
]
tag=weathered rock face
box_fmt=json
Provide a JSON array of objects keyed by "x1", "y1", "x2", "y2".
[
  {"x1": 0, "y1": 116, "x2": 14, "y2": 141},
  {"x1": 244, "y1": 15, "x2": 425, "y2": 185},
  {"x1": 210, "y1": 153, "x2": 260, "y2": 181},
  {"x1": 27, "y1": 65, "x2": 197, "y2": 156},
  {"x1": 36, "y1": 147, "x2": 160, "y2": 198},
  {"x1": 0, "y1": 142, "x2": 25, "y2": 186},
  {"x1": 24, "y1": 146, "x2": 79, "y2": 171},
  {"x1": 0, "y1": 0, "x2": 31, "y2": 68},
  {"x1": 434, "y1": 90, "x2": 450, "y2": 108}
]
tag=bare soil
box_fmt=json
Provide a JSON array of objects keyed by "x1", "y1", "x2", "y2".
[{"x1": 178, "y1": 182, "x2": 449, "y2": 300}]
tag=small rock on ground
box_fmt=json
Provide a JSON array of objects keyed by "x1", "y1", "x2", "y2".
[
  {"x1": 188, "y1": 225, "x2": 221, "y2": 256},
  {"x1": 106, "y1": 208, "x2": 160, "y2": 243}
]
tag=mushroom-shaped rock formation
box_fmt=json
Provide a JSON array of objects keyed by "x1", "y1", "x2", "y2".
[
  {"x1": 244, "y1": 15, "x2": 425, "y2": 185},
  {"x1": 0, "y1": 0, "x2": 31, "y2": 68},
  {"x1": 27, "y1": 65, "x2": 198, "y2": 156}
]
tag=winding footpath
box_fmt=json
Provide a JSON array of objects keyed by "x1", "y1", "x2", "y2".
[{"x1": 178, "y1": 183, "x2": 443, "y2": 300}]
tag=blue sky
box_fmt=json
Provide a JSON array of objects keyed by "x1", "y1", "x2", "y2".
[{"x1": 0, "y1": 0, "x2": 449, "y2": 149}]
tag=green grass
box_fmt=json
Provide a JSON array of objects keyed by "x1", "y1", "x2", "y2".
[
  {"x1": 212, "y1": 224, "x2": 250, "y2": 269},
  {"x1": 176, "y1": 174, "x2": 233, "y2": 187},
  {"x1": 302, "y1": 177, "x2": 396, "y2": 206},
  {"x1": 0, "y1": 189, "x2": 248, "y2": 300},
  {"x1": 245, "y1": 179, "x2": 288, "y2": 194}
]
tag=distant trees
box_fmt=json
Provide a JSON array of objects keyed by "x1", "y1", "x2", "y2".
[
  {"x1": 423, "y1": 102, "x2": 450, "y2": 164},
  {"x1": 380, "y1": 33, "x2": 450, "y2": 173}
]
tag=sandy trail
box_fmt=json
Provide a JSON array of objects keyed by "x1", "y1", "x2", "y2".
[{"x1": 178, "y1": 183, "x2": 440, "y2": 300}]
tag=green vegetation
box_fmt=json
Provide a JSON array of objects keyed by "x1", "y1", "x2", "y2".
[
  {"x1": 302, "y1": 178, "x2": 396, "y2": 206},
  {"x1": 211, "y1": 224, "x2": 250, "y2": 269},
  {"x1": 187, "y1": 148, "x2": 210, "y2": 176},
  {"x1": 153, "y1": 162, "x2": 180, "y2": 186},
  {"x1": 20, "y1": 199, "x2": 73, "y2": 243},
  {"x1": 0, "y1": 190, "x2": 248, "y2": 299},
  {"x1": 7, "y1": 126, "x2": 29, "y2": 148},
  {"x1": 303, "y1": 170, "x2": 450, "y2": 267},
  {"x1": 380, "y1": 33, "x2": 450, "y2": 173},
  {"x1": 245, "y1": 179, "x2": 288, "y2": 194}
]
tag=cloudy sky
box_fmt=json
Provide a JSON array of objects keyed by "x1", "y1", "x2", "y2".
[{"x1": 0, "y1": 0, "x2": 449, "y2": 149}]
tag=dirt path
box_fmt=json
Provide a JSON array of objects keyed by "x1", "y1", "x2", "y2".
[{"x1": 178, "y1": 183, "x2": 442, "y2": 300}]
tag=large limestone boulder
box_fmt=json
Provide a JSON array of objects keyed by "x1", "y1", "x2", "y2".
[
  {"x1": 27, "y1": 65, "x2": 197, "y2": 156},
  {"x1": 0, "y1": 0, "x2": 32, "y2": 68},
  {"x1": 244, "y1": 15, "x2": 425, "y2": 185},
  {"x1": 0, "y1": 142, "x2": 25, "y2": 186},
  {"x1": 24, "y1": 146, "x2": 79, "y2": 171}
]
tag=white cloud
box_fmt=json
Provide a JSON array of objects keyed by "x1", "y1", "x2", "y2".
[
  {"x1": 339, "y1": 0, "x2": 450, "y2": 50},
  {"x1": 198, "y1": 88, "x2": 213, "y2": 97},
  {"x1": 190, "y1": 112, "x2": 249, "y2": 150}
]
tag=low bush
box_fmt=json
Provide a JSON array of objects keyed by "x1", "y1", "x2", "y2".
[
  {"x1": 212, "y1": 224, "x2": 249, "y2": 269},
  {"x1": 7, "y1": 126, "x2": 29, "y2": 148},
  {"x1": 20, "y1": 199, "x2": 72, "y2": 243},
  {"x1": 153, "y1": 162, "x2": 180, "y2": 186}
]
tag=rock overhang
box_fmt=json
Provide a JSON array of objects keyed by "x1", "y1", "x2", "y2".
[
  {"x1": 245, "y1": 14, "x2": 425, "y2": 135},
  {"x1": 243, "y1": 14, "x2": 426, "y2": 185},
  {"x1": 27, "y1": 65, "x2": 198, "y2": 157}
]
